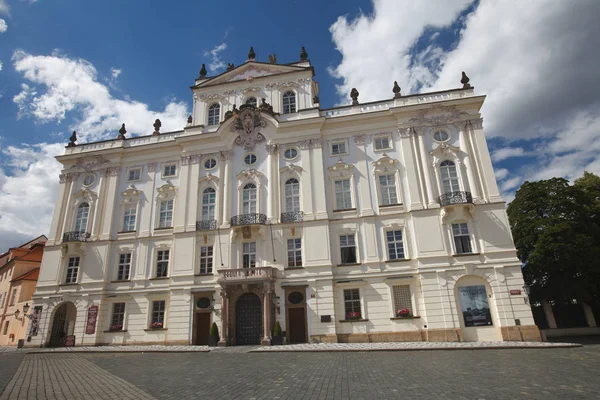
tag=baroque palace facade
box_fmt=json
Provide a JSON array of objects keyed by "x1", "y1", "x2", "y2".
[{"x1": 30, "y1": 47, "x2": 540, "y2": 347}]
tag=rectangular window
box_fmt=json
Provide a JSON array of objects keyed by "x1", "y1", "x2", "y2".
[
  {"x1": 151, "y1": 300, "x2": 166, "y2": 326},
  {"x1": 242, "y1": 242, "x2": 256, "y2": 269},
  {"x1": 343, "y1": 289, "x2": 361, "y2": 320},
  {"x1": 0, "y1": 292, "x2": 5, "y2": 309},
  {"x1": 334, "y1": 179, "x2": 353, "y2": 210},
  {"x1": 199, "y1": 246, "x2": 213, "y2": 274},
  {"x1": 117, "y1": 253, "x2": 131, "y2": 281},
  {"x1": 122, "y1": 204, "x2": 137, "y2": 232},
  {"x1": 2, "y1": 321, "x2": 8, "y2": 335},
  {"x1": 287, "y1": 238, "x2": 302, "y2": 268},
  {"x1": 392, "y1": 285, "x2": 413, "y2": 317},
  {"x1": 65, "y1": 256, "x2": 80, "y2": 284},
  {"x1": 379, "y1": 174, "x2": 399, "y2": 205},
  {"x1": 111, "y1": 303, "x2": 125, "y2": 330},
  {"x1": 452, "y1": 223, "x2": 473, "y2": 254},
  {"x1": 156, "y1": 250, "x2": 169, "y2": 278},
  {"x1": 163, "y1": 164, "x2": 177, "y2": 177},
  {"x1": 340, "y1": 234, "x2": 357, "y2": 264},
  {"x1": 9, "y1": 288, "x2": 17, "y2": 306},
  {"x1": 386, "y1": 230, "x2": 405, "y2": 260},
  {"x1": 127, "y1": 168, "x2": 141, "y2": 182},
  {"x1": 374, "y1": 136, "x2": 391, "y2": 150},
  {"x1": 330, "y1": 141, "x2": 347, "y2": 156},
  {"x1": 158, "y1": 200, "x2": 173, "y2": 228}
]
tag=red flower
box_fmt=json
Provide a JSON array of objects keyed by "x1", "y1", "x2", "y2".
[
  {"x1": 151, "y1": 322, "x2": 163, "y2": 329},
  {"x1": 397, "y1": 308, "x2": 411, "y2": 317},
  {"x1": 110, "y1": 324, "x2": 123, "y2": 331}
]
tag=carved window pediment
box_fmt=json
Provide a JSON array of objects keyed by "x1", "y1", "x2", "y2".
[
  {"x1": 122, "y1": 185, "x2": 143, "y2": 203},
  {"x1": 280, "y1": 164, "x2": 303, "y2": 176},
  {"x1": 430, "y1": 143, "x2": 461, "y2": 165},
  {"x1": 199, "y1": 173, "x2": 220, "y2": 186},
  {"x1": 372, "y1": 153, "x2": 400, "y2": 174},
  {"x1": 236, "y1": 169, "x2": 264, "y2": 187},
  {"x1": 72, "y1": 188, "x2": 98, "y2": 204},
  {"x1": 156, "y1": 183, "x2": 177, "y2": 200},
  {"x1": 328, "y1": 159, "x2": 354, "y2": 177}
]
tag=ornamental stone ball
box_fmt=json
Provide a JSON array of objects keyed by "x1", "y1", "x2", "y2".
[
  {"x1": 227, "y1": 62, "x2": 235, "y2": 71},
  {"x1": 461, "y1": 71, "x2": 472, "y2": 89},
  {"x1": 300, "y1": 46, "x2": 308, "y2": 61},
  {"x1": 350, "y1": 88, "x2": 359, "y2": 105},
  {"x1": 118, "y1": 123, "x2": 127, "y2": 140},
  {"x1": 269, "y1": 54, "x2": 277, "y2": 64},
  {"x1": 187, "y1": 115, "x2": 193, "y2": 124},
  {"x1": 67, "y1": 131, "x2": 77, "y2": 147},
  {"x1": 199, "y1": 64, "x2": 207, "y2": 79},
  {"x1": 248, "y1": 47, "x2": 256, "y2": 60},
  {"x1": 153, "y1": 119, "x2": 161, "y2": 136},
  {"x1": 393, "y1": 81, "x2": 401, "y2": 98}
]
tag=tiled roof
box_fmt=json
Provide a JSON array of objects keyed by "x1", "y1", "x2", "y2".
[{"x1": 11, "y1": 268, "x2": 40, "y2": 282}]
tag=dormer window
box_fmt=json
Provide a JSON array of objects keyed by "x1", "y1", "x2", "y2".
[
  {"x1": 282, "y1": 91, "x2": 296, "y2": 114},
  {"x1": 208, "y1": 103, "x2": 220, "y2": 125},
  {"x1": 246, "y1": 97, "x2": 257, "y2": 107}
]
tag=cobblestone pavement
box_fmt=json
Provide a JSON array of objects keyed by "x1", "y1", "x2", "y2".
[
  {"x1": 27, "y1": 345, "x2": 210, "y2": 353},
  {"x1": 1, "y1": 345, "x2": 599, "y2": 399}
]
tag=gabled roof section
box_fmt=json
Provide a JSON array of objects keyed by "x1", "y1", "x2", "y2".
[
  {"x1": 193, "y1": 61, "x2": 312, "y2": 89},
  {"x1": 11, "y1": 268, "x2": 40, "y2": 282}
]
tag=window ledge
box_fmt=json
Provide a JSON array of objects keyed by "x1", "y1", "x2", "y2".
[
  {"x1": 144, "y1": 328, "x2": 168, "y2": 332},
  {"x1": 453, "y1": 253, "x2": 480, "y2": 257},
  {"x1": 194, "y1": 273, "x2": 214, "y2": 277},
  {"x1": 379, "y1": 203, "x2": 403, "y2": 208},
  {"x1": 337, "y1": 263, "x2": 360, "y2": 267},
  {"x1": 110, "y1": 280, "x2": 131, "y2": 283},
  {"x1": 339, "y1": 319, "x2": 369, "y2": 323},
  {"x1": 149, "y1": 277, "x2": 169, "y2": 281},
  {"x1": 117, "y1": 231, "x2": 136, "y2": 234},
  {"x1": 390, "y1": 316, "x2": 421, "y2": 320},
  {"x1": 333, "y1": 208, "x2": 356, "y2": 212},
  {"x1": 284, "y1": 267, "x2": 304, "y2": 270},
  {"x1": 154, "y1": 227, "x2": 173, "y2": 231},
  {"x1": 387, "y1": 258, "x2": 410, "y2": 263},
  {"x1": 103, "y1": 330, "x2": 128, "y2": 333},
  {"x1": 59, "y1": 283, "x2": 78, "y2": 287}
]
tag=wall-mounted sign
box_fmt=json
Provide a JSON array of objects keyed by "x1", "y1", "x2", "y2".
[
  {"x1": 320, "y1": 315, "x2": 331, "y2": 323},
  {"x1": 85, "y1": 305, "x2": 98, "y2": 335},
  {"x1": 509, "y1": 290, "x2": 522, "y2": 295},
  {"x1": 458, "y1": 285, "x2": 493, "y2": 327}
]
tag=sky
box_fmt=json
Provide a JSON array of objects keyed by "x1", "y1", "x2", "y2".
[{"x1": 0, "y1": 0, "x2": 599, "y2": 250}]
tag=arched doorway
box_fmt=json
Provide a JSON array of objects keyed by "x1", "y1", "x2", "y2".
[
  {"x1": 454, "y1": 276, "x2": 501, "y2": 342},
  {"x1": 48, "y1": 302, "x2": 77, "y2": 347},
  {"x1": 235, "y1": 293, "x2": 262, "y2": 345}
]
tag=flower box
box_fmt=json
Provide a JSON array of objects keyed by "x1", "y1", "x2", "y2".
[
  {"x1": 396, "y1": 308, "x2": 413, "y2": 318},
  {"x1": 151, "y1": 322, "x2": 163, "y2": 329},
  {"x1": 345, "y1": 311, "x2": 361, "y2": 321},
  {"x1": 109, "y1": 324, "x2": 123, "y2": 331}
]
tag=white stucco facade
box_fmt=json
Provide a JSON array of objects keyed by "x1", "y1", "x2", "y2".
[{"x1": 30, "y1": 53, "x2": 540, "y2": 347}]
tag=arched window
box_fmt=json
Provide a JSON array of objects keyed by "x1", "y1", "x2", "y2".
[
  {"x1": 282, "y1": 91, "x2": 296, "y2": 114},
  {"x1": 201, "y1": 188, "x2": 216, "y2": 221},
  {"x1": 246, "y1": 97, "x2": 257, "y2": 107},
  {"x1": 440, "y1": 160, "x2": 460, "y2": 194},
  {"x1": 284, "y1": 178, "x2": 300, "y2": 212},
  {"x1": 242, "y1": 183, "x2": 257, "y2": 214},
  {"x1": 207, "y1": 103, "x2": 220, "y2": 125},
  {"x1": 75, "y1": 203, "x2": 89, "y2": 232}
]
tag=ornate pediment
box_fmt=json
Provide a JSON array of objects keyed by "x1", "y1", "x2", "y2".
[
  {"x1": 69, "y1": 155, "x2": 110, "y2": 172},
  {"x1": 328, "y1": 159, "x2": 354, "y2": 177},
  {"x1": 200, "y1": 63, "x2": 306, "y2": 86},
  {"x1": 372, "y1": 153, "x2": 399, "y2": 174},
  {"x1": 156, "y1": 183, "x2": 176, "y2": 200},
  {"x1": 72, "y1": 188, "x2": 98, "y2": 202},
  {"x1": 236, "y1": 169, "x2": 264, "y2": 185},
  {"x1": 199, "y1": 173, "x2": 220, "y2": 186},
  {"x1": 231, "y1": 107, "x2": 267, "y2": 150},
  {"x1": 430, "y1": 143, "x2": 461, "y2": 164},
  {"x1": 280, "y1": 164, "x2": 303, "y2": 176},
  {"x1": 122, "y1": 185, "x2": 142, "y2": 203},
  {"x1": 409, "y1": 104, "x2": 470, "y2": 127}
]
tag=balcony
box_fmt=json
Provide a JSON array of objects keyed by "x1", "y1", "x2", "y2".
[
  {"x1": 230, "y1": 213, "x2": 267, "y2": 227},
  {"x1": 196, "y1": 220, "x2": 218, "y2": 231},
  {"x1": 280, "y1": 211, "x2": 304, "y2": 223},
  {"x1": 218, "y1": 267, "x2": 275, "y2": 284},
  {"x1": 62, "y1": 231, "x2": 90, "y2": 242},
  {"x1": 438, "y1": 191, "x2": 473, "y2": 207}
]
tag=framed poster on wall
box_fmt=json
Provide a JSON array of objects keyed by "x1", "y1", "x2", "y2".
[{"x1": 458, "y1": 285, "x2": 493, "y2": 327}]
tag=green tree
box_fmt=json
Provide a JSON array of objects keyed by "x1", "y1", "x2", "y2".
[{"x1": 507, "y1": 176, "x2": 600, "y2": 307}]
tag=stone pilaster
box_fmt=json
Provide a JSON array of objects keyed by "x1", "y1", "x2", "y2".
[
  {"x1": 309, "y1": 139, "x2": 328, "y2": 219},
  {"x1": 354, "y1": 135, "x2": 375, "y2": 216},
  {"x1": 221, "y1": 151, "x2": 233, "y2": 226}
]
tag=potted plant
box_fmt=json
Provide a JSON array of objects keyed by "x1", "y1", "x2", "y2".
[
  {"x1": 209, "y1": 322, "x2": 219, "y2": 347},
  {"x1": 346, "y1": 311, "x2": 361, "y2": 321},
  {"x1": 151, "y1": 321, "x2": 163, "y2": 329},
  {"x1": 396, "y1": 308, "x2": 412, "y2": 318},
  {"x1": 271, "y1": 321, "x2": 283, "y2": 345},
  {"x1": 110, "y1": 324, "x2": 123, "y2": 331}
]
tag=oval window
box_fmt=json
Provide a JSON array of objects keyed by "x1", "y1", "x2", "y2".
[
  {"x1": 196, "y1": 297, "x2": 211, "y2": 309},
  {"x1": 204, "y1": 158, "x2": 217, "y2": 170},
  {"x1": 288, "y1": 292, "x2": 304, "y2": 305},
  {"x1": 83, "y1": 174, "x2": 95, "y2": 186},
  {"x1": 244, "y1": 153, "x2": 257, "y2": 166},
  {"x1": 283, "y1": 148, "x2": 298, "y2": 160},
  {"x1": 433, "y1": 130, "x2": 450, "y2": 142}
]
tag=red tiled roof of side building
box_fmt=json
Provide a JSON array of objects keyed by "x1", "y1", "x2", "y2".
[{"x1": 11, "y1": 268, "x2": 40, "y2": 282}]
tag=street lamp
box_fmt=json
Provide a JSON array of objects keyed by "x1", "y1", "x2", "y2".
[
  {"x1": 23, "y1": 303, "x2": 30, "y2": 315},
  {"x1": 14, "y1": 309, "x2": 20, "y2": 320}
]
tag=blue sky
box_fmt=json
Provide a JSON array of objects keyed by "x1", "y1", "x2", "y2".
[{"x1": 1, "y1": 0, "x2": 599, "y2": 249}]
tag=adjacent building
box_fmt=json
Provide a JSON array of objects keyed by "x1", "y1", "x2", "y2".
[
  {"x1": 0, "y1": 235, "x2": 47, "y2": 346},
  {"x1": 30, "y1": 48, "x2": 540, "y2": 347}
]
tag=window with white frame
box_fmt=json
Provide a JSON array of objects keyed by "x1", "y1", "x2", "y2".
[
  {"x1": 110, "y1": 303, "x2": 125, "y2": 330},
  {"x1": 242, "y1": 242, "x2": 256, "y2": 269},
  {"x1": 452, "y1": 223, "x2": 473, "y2": 254},
  {"x1": 65, "y1": 256, "x2": 80, "y2": 284},
  {"x1": 392, "y1": 285, "x2": 413, "y2": 317},
  {"x1": 201, "y1": 188, "x2": 216, "y2": 221},
  {"x1": 343, "y1": 288, "x2": 361, "y2": 320},
  {"x1": 162, "y1": 163, "x2": 177, "y2": 178},
  {"x1": 242, "y1": 183, "x2": 257, "y2": 214},
  {"x1": 199, "y1": 246, "x2": 213, "y2": 274},
  {"x1": 208, "y1": 103, "x2": 220, "y2": 125},
  {"x1": 122, "y1": 204, "x2": 137, "y2": 232},
  {"x1": 204, "y1": 158, "x2": 217, "y2": 170},
  {"x1": 9, "y1": 288, "x2": 17, "y2": 306},
  {"x1": 374, "y1": 135, "x2": 392, "y2": 150},
  {"x1": 282, "y1": 91, "x2": 296, "y2": 114},
  {"x1": 158, "y1": 199, "x2": 173, "y2": 228},
  {"x1": 117, "y1": 253, "x2": 131, "y2": 281},
  {"x1": 379, "y1": 174, "x2": 399, "y2": 206},
  {"x1": 156, "y1": 250, "x2": 169, "y2": 277},
  {"x1": 151, "y1": 300, "x2": 166, "y2": 327},
  {"x1": 287, "y1": 238, "x2": 302, "y2": 268},
  {"x1": 127, "y1": 168, "x2": 141, "y2": 182},
  {"x1": 283, "y1": 147, "x2": 298, "y2": 160},
  {"x1": 284, "y1": 178, "x2": 301, "y2": 212},
  {"x1": 330, "y1": 140, "x2": 347, "y2": 156},
  {"x1": 386, "y1": 230, "x2": 405, "y2": 260},
  {"x1": 246, "y1": 97, "x2": 257, "y2": 107},
  {"x1": 440, "y1": 160, "x2": 460, "y2": 194},
  {"x1": 339, "y1": 234, "x2": 357, "y2": 264},
  {"x1": 334, "y1": 179, "x2": 353, "y2": 210},
  {"x1": 74, "y1": 203, "x2": 89, "y2": 232}
]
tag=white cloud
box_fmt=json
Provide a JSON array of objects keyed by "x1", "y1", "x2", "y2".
[
  {"x1": 111, "y1": 68, "x2": 122, "y2": 79},
  {"x1": 494, "y1": 168, "x2": 509, "y2": 181},
  {"x1": 0, "y1": 61, "x2": 3, "y2": 71},
  {"x1": 500, "y1": 176, "x2": 522, "y2": 193},
  {"x1": 204, "y1": 43, "x2": 227, "y2": 74},
  {"x1": 12, "y1": 50, "x2": 189, "y2": 142},
  {"x1": 0, "y1": 18, "x2": 7, "y2": 33},
  {"x1": 490, "y1": 147, "x2": 526, "y2": 162},
  {"x1": 0, "y1": 0, "x2": 9, "y2": 15}
]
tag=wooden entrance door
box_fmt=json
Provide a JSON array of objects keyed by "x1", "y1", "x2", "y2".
[
  {"x1": 195, "y1": 313, "x2": 211, "y2": 345},
  {"x1": 288, "y1": 307, "x2": 307, "y2": 343}
]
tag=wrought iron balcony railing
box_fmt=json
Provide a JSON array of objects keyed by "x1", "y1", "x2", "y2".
[
  {"x1": 62, "y1": 231, "x2": 90, "y2": 242},
  {"x1": 280, "y1": 211, "x2": 304, "y2": 223},
  {"x1": 439, "y1": 191, "x2": 473, "y2": 207},
  {"x1": 218, "y1": 267, "x2": 274, "y2": 283},
  {"x1": 230, "y1": 213, "x2": 267, "y2": 227},
  {"x1": 196, "y1": 220, "x2": 218, "y2": 231}
]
